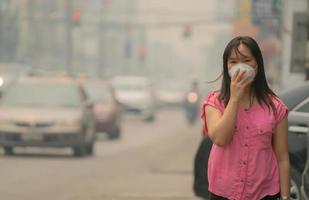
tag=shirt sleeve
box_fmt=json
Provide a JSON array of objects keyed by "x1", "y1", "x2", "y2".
[
  {"x1": 200, "y1": 91, "x2": 224, "y2": 136},
  {"x1": 274, "y1": 97, "x2": 289, "y2": 124}
]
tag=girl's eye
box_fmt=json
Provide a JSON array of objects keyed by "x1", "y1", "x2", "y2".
[{"x1": 229, "y1": 61, "x2": 236, "y2": 64}]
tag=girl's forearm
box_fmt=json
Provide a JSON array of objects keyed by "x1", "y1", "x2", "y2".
[
  {"x1": 278, "y1": 160, "x2": 290, "y2": 198},
  {"x1": 209, "y1": 100, "x2": 239, "y2": 146}
]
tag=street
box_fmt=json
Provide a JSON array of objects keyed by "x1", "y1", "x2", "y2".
[{"x1": 0, "y1": 108, "x2": 203, "y2": 200}]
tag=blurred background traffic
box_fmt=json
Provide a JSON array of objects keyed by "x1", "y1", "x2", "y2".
[{"x1": 0, "y1": 0, "x2": 308, "y2": 200}]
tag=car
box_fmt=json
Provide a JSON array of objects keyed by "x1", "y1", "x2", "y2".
[
  {"x1": 279, "y1": 81, "x2": 309, "y2": 200},
  {"x1": 193, "y1": 81, "x2": 309, "y2": 200},
  {"x1": 0, "y1": 63, "x2": 31, "y2": 96},
  {"x1": 0, "y1": 77, "x2": 96, "y2": 157},
  {"x1": 82, "y1": 79, "x2": 122, "y2": 140},
  {"x1": 301, "y1": 122, "x2": 309, "y2": 200},
  {"x1": 193, "y1": 135, "x2": 212, "y2": 198},
  {"x1": 111, "y1": 75, "x2": 156, "y2": 122},
  {"x1": 156, "y1": 81, "x2": 186, "y2": 108}
]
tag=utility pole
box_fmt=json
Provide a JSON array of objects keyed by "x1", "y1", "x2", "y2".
[
  {"x1": 65, "y1": 0, "x2": 73, "y2": 76},
  {"x1": 0, "y1": 1, "x2": 4, "y2": 62},
  {"x1": 97, "y1": 1, "x2": 106, "y2": 78}
]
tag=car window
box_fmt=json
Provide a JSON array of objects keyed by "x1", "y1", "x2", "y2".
[
  {"x1": 0, "y1": 82, "x2": 81, "y2": 107},
  {"x1": 84, "y1": 83, "x2": 112, "y2": 102},
  {"x1": 113, "y1": 82, "x2": 149, "y2": 91},
  {"x1": 279, "y1": 83, "x2": 309, "y2": 110},
  {"x1": 295, "y1": 99, "x2": 309, "y2": 113}
]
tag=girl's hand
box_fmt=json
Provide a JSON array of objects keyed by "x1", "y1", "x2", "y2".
[{"x1": 230, "y1": 69, "x2": 250, "y2": 102}]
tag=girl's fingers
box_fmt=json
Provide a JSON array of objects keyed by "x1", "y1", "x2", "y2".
[
  {"x1": 235, "y1": 70, "x2": 246, "y2": 83},
  {"x1": 239, "y1": 75, "x2": 250, "y2": 87},
  {"x1": 231, "y1": 69, "x2": 240, "y2": 81}
]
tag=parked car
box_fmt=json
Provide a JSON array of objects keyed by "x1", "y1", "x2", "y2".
[
  {"x1": 82, "y1": 79, "x2": 122, "y2": 140},
  {"x1": 193, "y1": 81, "x2": 309, "y2": 200},
  {"x1": 193, "y1": 134, "x2": 212, "y2": 198},
  {"x1": 111, "y1": 75, "x2": 156, "y2": 122},
  {"x1": 280, "y1": 81, "x2": 309, "y2": 200},
  {"x1": 0, "y1": 77, "x2": 96, "y2": 157},
  {"x1": 301, "y1": 122, "x2": 309, "y2": 200}
]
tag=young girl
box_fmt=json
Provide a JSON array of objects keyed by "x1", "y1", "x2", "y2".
[{"x1": 201, "y1": 36, "x2": 290, "y2": 200}]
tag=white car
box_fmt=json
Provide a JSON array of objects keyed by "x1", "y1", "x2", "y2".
[
  {"x1": 111, "y1": 76, "x2": 156, "y2": 121},
  {"x1": 0, "y1": 77, "x2": 96, "y2": 157},
  {"x1": 0, "y1": 63, "x2": 31, "y2": 95},
  {"x1": 156, "y1": 81, "x2": 186, "y2": 107}
]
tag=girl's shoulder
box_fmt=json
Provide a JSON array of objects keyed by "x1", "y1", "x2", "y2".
[
  {"x1": 270, "y1": 95, "x2": 289, "y2": 123},
  {"x1": 203, "y1": 90, "x2": 225, "y2": 110},
  {"x1": 270, "y1": 95, "x2": 288, "y2": 109},
  {"x1": 205, "y1": 90, "x2": 221, "y2": 100}
]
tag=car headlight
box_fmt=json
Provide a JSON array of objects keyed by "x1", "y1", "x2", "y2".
[
  {"x1": 0, "y1": 120, "x2": 11, "y2": 128},
  {"x1": 0, "y1": 77, "x2": 4, "y2": 87}
]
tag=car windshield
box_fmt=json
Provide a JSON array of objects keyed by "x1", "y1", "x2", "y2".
[
  {"x1": 296, "y1": 100, "x2": 309, "y2": 113},
  {"x1": 158, "y1": 82, "x2": 186, "y2": 91},
  {"x1": 279, "y1": 83, "x2": 309, "y2": 110},
  {"x1": 84, "y1": 83, "x2": 112, "y2": 102},
  {"x1": 0, "y1": 82, "x2": 80, "y2": 107},
  {"x1": 113, "y1": 82, "x2": 148, "y2": 91},
  {"x1": 0, "y1": 65, "x2": 29, "y2": 77}
]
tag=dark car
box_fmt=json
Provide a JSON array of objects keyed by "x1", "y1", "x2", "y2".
[
  {"x1": 280, "y1": 81, "x2": 309, "y2": 200},
  {"x1": 193, "y1": 134, "x2": 212, "y2": 199},
  {"x1": 82, "y1": 79, "x2": 122, "y2": 140},
  {"x1": 193, "y1": 81, "x2": 309, "y2": 200},
  {"x1": 301, "y1": 122, "x2": 309, "y2": 200}
]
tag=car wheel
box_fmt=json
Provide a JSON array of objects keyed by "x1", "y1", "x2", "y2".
[
  {"x1": 290, "y1": 179, "x2": 300, "y2": 200},
  {"x1": 144, "y1": 114, "x2": 155, "y2": 122},
  {"x1": 86, "y1": 123, "x2": 96, "y2": 156},
  {"x1": 86, "y1": 143, "x2": 94, "y2": 155},
  {"x1": 73, "y1": 133, "x2": 87, "y2": 157},
  {"x1": 108, "y1": 126, "x2": 121, "y2": 140},
  {"x1": 3, "y1": 146, "x2": 14, "y2": 155}
]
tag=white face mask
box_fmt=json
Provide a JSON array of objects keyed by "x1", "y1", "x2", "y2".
[{"x1": 228, "y1": 63, "x2": 257, "y2": 83}]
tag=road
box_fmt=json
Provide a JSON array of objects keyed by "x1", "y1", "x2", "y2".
[{"x1": 0, "y1": 108, "x2": 204, "y2": 200}]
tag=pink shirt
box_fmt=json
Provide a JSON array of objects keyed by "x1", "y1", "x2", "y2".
[{"x1": 201, "y1": 91, "x2": 288, "y2": 200}]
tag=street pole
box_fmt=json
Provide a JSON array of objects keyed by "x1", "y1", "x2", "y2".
[
  {"x1": 65, "y1": 0, "x2": 73, "y2": 76},
  {"x1": 0, "y1": 2, "x2": 3, "y2": 62},
  {"x1": 97, "y1": 2, "x2": 105, "y2": 78}
]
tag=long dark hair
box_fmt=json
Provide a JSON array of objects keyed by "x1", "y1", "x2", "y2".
[{"x1": 219, "y1": 36, "x2": 276, "y2": 113}]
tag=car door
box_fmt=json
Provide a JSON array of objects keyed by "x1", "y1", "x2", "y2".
[
  {"x1": 289, "y1": 97, "x2": 309, "y2": 173},
  {"x1": 300, "y1": 100, "x2": 309, "y2": 200}
]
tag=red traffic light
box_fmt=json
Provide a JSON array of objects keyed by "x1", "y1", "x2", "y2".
[
  {"x1": 71, "y1": 11, "x2": 81, "y2": 26},
  {"x1": 183, "y1": 24, "x2": 192, "y2": 38}
]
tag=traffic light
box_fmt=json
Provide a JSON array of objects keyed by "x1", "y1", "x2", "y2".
[
  {"x1": 137, "y1": 47, "x2": 146, "y2": 61},
  {"x1": 71, "y1": 10, "x2": 81, "y2": 27},
  {"x1": 183, "y1": 24, "x2": 192, "y2": 38}
]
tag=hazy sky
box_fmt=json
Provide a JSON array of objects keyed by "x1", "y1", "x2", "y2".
[{"x1": 137, "y1": 0, "x2": 232, "y2": 84}]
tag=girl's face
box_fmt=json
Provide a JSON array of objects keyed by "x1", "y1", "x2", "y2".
[{"x1": 227, "y1": 43, "x2": 257, "y2": 70}]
